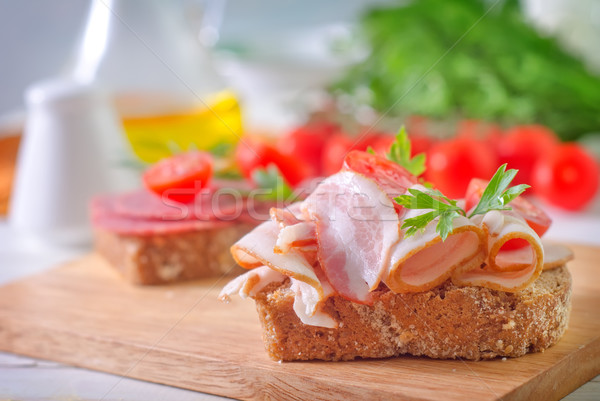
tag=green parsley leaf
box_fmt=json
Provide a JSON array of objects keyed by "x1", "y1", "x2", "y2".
[
  {"x1": 386, "y1": 126, "x2": 426, "y2": 176},
  {"x1": 208, "y1": 142, "x2": 234, "y2": 158},
  {"x1": 438, "y1": 210, "x2": 464, "y2": 240},
  {"x1": 252, "y1": 165, "x2": 294, "y2": 201},
  {"x1": 395, "y1": 188, "x2": 465, "y2": 240},
  {"x1": 401, "y1": 211, "x2": 436, "y2": 237},
  {"x1": 394, "y1": 163, "x2": 530, "y2": 241},
  {"x1": 468, "y1": 164, "x2": 530, "y2": 218}
]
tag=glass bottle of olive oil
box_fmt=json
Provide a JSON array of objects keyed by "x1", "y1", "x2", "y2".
[{"x1": 67, "y1": 0, "x2": 242, "y2": 164}]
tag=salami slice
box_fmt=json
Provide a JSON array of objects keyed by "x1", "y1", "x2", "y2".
[
  {"x1": 113, "y1": 189, "x2": 243, "y2": 221},
  {"x1": 90, "y1": 196, "x2": 233, "y2": 235}
]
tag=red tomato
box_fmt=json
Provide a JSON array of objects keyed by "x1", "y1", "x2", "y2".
[
  {"x1": 497, "y1": 125, "x2": 558, "y2": 185},
  {"x1": 457, "y1": 120, "x2": 503, "y2": 155},
  {"x1": 277, "y1": 121, "x2": 338, "y2": 174},
  {"x1": 532, "y1": 143, "x2": 600, "y2": 211},
  {"x1": 369, "y1": 135, "x2": 395, "y2": 155},
  {"x1": 143, "y1": 151, "x2": 213, "y2": 203},
  {"x1": 321, "y1": 133, "x2": 355, "y2": 176},
  {"x1": 425, "y1": 138, "x2": 498, "y2": 199},
  {"x1": 369, "y1": 133, "x2": 433, "y2": 157},
  {"x1": 406, "y1": 115, "x2": 430, "y2": 137},
  {"x1": 343, "y1": 150, "x2": 417, "y2": 213},
  {"x1": 320, "y1": 132, "x2": 380, "y2": 176},
  {"x1": 235, "y1": 137, "x2": 314, "y2": 187},
  {"x1": 321, "y1": 128, "x2": 432, "y2": 176},
  {"x1": 465, "y1": 178, "x2": 552, "y2": 249},
  {"x1": 409, "y1": 134, "x2": 435, "y2": 157}
]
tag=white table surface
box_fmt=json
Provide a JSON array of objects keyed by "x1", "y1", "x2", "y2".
[{"x1": 1, "y1": 196, "x2": 599, "y2": 400}]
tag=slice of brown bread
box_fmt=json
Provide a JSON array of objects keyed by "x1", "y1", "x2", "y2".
[
  {"x1": 95, "y1": 223, "x2": 253, "y2": 285},
  {"x1": 253, "y1": 266, "x2": 571, "y2": 361}
]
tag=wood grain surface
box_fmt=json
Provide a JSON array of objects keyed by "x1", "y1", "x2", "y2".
[{"x1": 0, "y1": 244, "x2": 598, "y2": 401}]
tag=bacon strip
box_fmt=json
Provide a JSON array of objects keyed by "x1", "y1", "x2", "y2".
[
  {"x1": 269, "y1": 203, "x2": 305, "y2": 228},
  {"x1": 230, "y1": 218, "x2": 337, "y2": 321},
  {"x1": 452, "y1": 211, "x2": 544, "y2": 292},
  {"x1": 218, "y1": 266, "x2": 286, "y2": 302},
  {"x1": 230, "y1": 220, "x2": 323, "y2": 289},
  {"x1": 541, "y1": 242, "x2": 574, "y2": 270},
  {"x1": 303, "y1": 172, "x2": 400, "y2": 304},
  {"x1": 275, "y1": 222, "x2": 317, "y2": 254},
  {"x1": 290, "y1": 278, "x2": 336, "y2": 328},
  {"x1": 386, "y1": 208, "x2": 485, "y2": 293}
]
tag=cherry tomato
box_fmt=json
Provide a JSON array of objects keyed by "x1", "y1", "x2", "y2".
[
  {"x1": 343, "y1": 150, "x2": 417, "y2": 191},
  {"x1": 321, "y1": 133, "x2": 354, "y2": 176},
  {"x1": 465, "y1": 178, "x2": 551, "y2": 249},
  {"x1": 369, "y1": 135, "x2": 395, "y2": 155},
  {"x1": 343, "y1": 150, "x2": 417, "y2": 213},
  {"x1": 497, "y1": 125, "x2": 558, "y2": 185},
  {"x1": 277, "y1": 121, "x2": 338, "y2": 174},
  {"x1": 409, "y1": 134, "x2": 435, "y2": 157},
  {"x1": 235, "y1": 137, "x2": 314, "y2": 187},
  {"x1": 320, "y1": 132, "x2": 382, "y2": 176},
  {"x1": 143, "y1": 151, "x2": 213, "y2": 203},
  {"x1": 425, "y1": 138, "x2": 498, "y2": 199},
  {"x1": 532, "y1": 143, "x2": 600, "y2": 211},
  {"x1": 457, "y1": 120, "x2": 503, "y2": 155}
]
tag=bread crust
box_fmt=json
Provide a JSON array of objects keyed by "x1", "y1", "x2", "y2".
[
  {"x1": 254, "y1": 266, "x2": 572, "y2": 361},
  {"x1": 95, "y1": 223, "x2": 254, "y2": 285}
]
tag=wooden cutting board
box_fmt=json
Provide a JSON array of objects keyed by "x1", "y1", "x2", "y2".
[{"x1": 0, "y1": 244, "x2": 598, "y2": 401}]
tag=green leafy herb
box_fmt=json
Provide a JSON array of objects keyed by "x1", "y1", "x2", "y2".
[
  {"x1": 213, "y1": 169, "x2": 243, "y2": 180},
  {"x1": 208, "y1": 142, "x2": 234, "y2": 158},
  {"x1": 468, "y1": 164, "x2": 530, "y2": 218},
  {"x1": 394, "y1": 164, "x2": 529, "y2": 240},
  {"x1": 252, "y1": 165, "x2": 294, "y2": 201},
  {"x1": 395, "y1": 188, "x2": 465, "y2": 240},
  {"x1": 333, "y1": 0, "x2": 600, "y2": 140},
  {"x1": 386, "y1": 126, "x2": 426, "y2": 176}
]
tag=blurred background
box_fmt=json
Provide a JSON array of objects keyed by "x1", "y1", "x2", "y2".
[{"x1": 1, "y1": 0, "x2": 599, "y2": 236}]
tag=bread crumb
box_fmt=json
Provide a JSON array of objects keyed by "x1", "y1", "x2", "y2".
[{"x1": 502, "y1": 320, "x2": 516, "y2": 330}]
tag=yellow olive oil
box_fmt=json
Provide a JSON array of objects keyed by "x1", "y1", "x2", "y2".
[{"x1": 119, "y1": 90, "x2": 242, "y2": 163}]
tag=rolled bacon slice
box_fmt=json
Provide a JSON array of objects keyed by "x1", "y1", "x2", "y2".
[
  {"x1": 269, "y1": 205, "x2": 318, "y2": 260},
  {"x1": 218, "y1": 266, "x2": 286, "y2": 302},
  {"x1": 275, "y1": 222, "x2": 317, "y2": 254},
  {"x1": 230, "y1": 220, "x2": 323, "y2": 290},
  {"x1": 269, "y1": 203, "x2": 305, "y2": 228},
  {"x1": 452, "y1": 210, "x2": 544, "y2": 292},
  {"x1": 385, "y1": 208, "x2": 486, "y2": 293},
  {"x1": 290, "y1": 278, "x2": 336, "y2": 328},
  {"x1": 230, "y1": 218, "x2": 337, "y2": 320},
  {"x1": 303, "y1": 171, "x2": 401, "y2": 304}
]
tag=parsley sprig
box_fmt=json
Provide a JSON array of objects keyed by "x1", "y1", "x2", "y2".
[
  {"x1": 367, "y1": 126, "x2": 426, "y2": 176},
  {"x1": 394, "y1": 164, "x2": 530, "y2": 240},
  {"x1": 252, "y1": 165, "x2": 294, "y2": 201},
  {"x1": 386, "y1": 126, "x2": 426, "y2": 176}
]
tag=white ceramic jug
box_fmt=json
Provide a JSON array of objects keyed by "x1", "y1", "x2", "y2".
[{"x1": 9, "y1": 79, "x2": 139, "y2": 245}]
